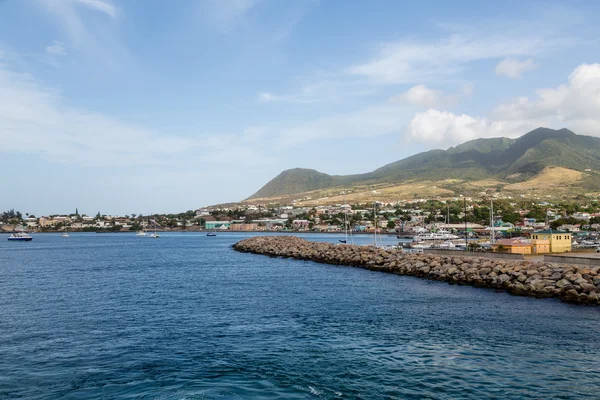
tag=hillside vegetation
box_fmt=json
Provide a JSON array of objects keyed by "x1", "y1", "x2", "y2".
[{"x1": 247, "y1": 128, "x2": 600, "y2": 202}]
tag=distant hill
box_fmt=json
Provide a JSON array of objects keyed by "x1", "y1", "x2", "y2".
[{"x1": 247, "y1": 128, "x2": 600, "y2": 200}]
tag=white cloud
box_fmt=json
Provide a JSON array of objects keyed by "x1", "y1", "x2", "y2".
[
  {"x1": 405, "y1": 64, "x2": 600, "y2": 147},
  {"x1": 493, "y1": 63, "x2": 600, "y2": 132},
  {"x1": 495, "y1": 57, "x2": 539, "y2": 79},
  {"x1": 405, "y1": 109, "x2": 540, "y2": 147},
  {"x1": 45, "y1": 40, "x2": 67, "y2": 57},
  {"x1": 390, "y1": 85, "x2": 455, "y2": 108}
]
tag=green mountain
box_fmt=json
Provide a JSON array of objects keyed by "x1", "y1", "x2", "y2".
[{"x1": 248, "y1": 128, "x2": 600, "y2": 199}]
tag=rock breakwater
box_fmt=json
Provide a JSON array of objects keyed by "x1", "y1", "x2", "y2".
[{"x1": 233, "y1": 236, "x2": 600, "y2": 305}]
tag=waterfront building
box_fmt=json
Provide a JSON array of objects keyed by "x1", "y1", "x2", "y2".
[
  {"x1": 205, "y1": 221, "x2": 231, "y2": 230},
  {"x1": 531, "y1": 230, "x2": 572, "y2": 253},
  {"x1": 491, "y1": 238, "x2": 533, "y2": 254}
]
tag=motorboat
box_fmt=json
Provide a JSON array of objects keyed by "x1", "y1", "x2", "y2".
[{"x1": 8, "y1": 232, "x2": 33, "y2": 241}]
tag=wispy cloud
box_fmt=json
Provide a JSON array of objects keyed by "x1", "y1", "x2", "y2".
[
  {"x1": 269, "y1": 103, "x2": 413, "y2": 147},
  {"x1": 0, "y1": 55, "x2": 270, "y2": 168},
  {"x1": 45, "y1": 40, "x2": 67, "y2": 57},
  {"x1": 75, "y1": 0, "x2": 117, "y2": 19},
  {"x1": 495, "y1": 58, "x2": 539, "y2": 79},
  {"x1": 346, "y1": 31, "x2": 566, "y2": 84},
  {"x1": 202, "y1": 0, "x2": 261, "y2": 30},
  {"x1": 259, "y1": 12, "x2": 577, "y2": 105},
  {"x1": 37, "y1": 0, "x2": 128, "y2": 67},
  {"x1": 390, "y1": 85, "x2": 457, "y2": 108}
]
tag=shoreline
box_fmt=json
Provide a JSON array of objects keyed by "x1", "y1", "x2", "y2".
[{"x1": 233, "y1": 236, "x2": 600, "y2": 306}]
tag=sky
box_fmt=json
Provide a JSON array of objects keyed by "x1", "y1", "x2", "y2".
[{"x1": 1, "y1": 0, "x2": 600, "y2": 216}]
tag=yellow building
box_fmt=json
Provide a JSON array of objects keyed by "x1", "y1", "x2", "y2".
[
  {"x1": 530, "y1": 239, "x2": 550, "y2": 254},
  {"x1": 531, "y1": 230, "x2": 572, "y2": 253},
  {"x1": 491, "y1": 239, "x2": 532, "y2": 254}
]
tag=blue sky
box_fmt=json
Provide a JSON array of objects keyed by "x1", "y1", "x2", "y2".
[{"x1": 1, "y1": 0, "x2": 600, "y2": 215}]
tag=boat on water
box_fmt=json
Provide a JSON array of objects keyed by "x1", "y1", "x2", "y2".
[
  {"x1": 8, "y1": 232, "x2": 33, "y2": 241},
  {"x1": 61, "y1": 225, "x2": 70, "y2": 237},
  {"x1": 339, "y1": 193, "x2": 351, "y2": 244},
  {"x1": 207, "y1": 229, "x2": 217, "y2": 237},
  {"x1": 148, "y1": 219, "x2": 160, "y2": 238},
  {"x1": 413, "y1": 231, "x2": 460, "y2": 242}
]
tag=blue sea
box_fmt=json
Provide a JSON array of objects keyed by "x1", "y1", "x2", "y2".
[{"x1": 1, "y1": 232, "x2": 599, "y2": 399}]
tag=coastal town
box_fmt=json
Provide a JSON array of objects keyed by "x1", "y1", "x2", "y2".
[{"x1": 3, "y1": 195, "x2": 600, "y2": 255}]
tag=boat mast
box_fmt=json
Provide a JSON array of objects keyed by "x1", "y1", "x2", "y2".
[
  {"x1": 464, "y1": 197, "x2": 468, "y2": 250},
  {"x1": 373, "y1": 202, "x2": 377, "y2": 247},
  {"x1": 344, "y1": 192, "x2": 348, "y2": 243},
  {"x1": 490, "y1": 200, "x2": 495, "y2": 244}
]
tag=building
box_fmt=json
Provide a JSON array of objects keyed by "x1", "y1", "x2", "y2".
[
  {"x1": 205, "y1": 221, "x2": 231, "y2": 230},
  {"x1": 491, "y1": 239, "x2": 533, "y2": 254},
  {"x1": 531, "y1": 230, "x2": 572, "y2": 253},
  {"x1": 230, "y1": 223, "x2": 259, "y2": 231}
]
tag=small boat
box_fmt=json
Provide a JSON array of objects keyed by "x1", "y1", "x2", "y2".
[
  {"x1": 149, "y1": 219, "x2": 160, "y2": 238},
  {"x1": 8, "y1": 232, "x2": 33, "y2": 241},
  {"x1": 136, "y1": 220, "x2": 148, "y2": 236},
  {"x1": 61, "y1": 225, "x2": 70, "y2": 237},
  {"x1": 338, "y1": 239, "x2": 347, "y2": 243},
  {"x1": 207, "y1": 231, "x2": 217, "y2": 237}
]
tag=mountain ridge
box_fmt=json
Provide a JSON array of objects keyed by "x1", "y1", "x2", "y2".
[{"x1": 248, "y1": 128, "x2": 600, "y2": 200}]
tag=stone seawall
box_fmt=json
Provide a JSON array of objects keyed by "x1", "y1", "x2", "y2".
[{"x1": 233, "y1": 236, "x2": 600, "y2": 305}]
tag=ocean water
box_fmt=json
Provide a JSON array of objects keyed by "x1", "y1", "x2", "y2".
[{"x1": 1, "y1": 232, "x2": 599, "y2": 399}]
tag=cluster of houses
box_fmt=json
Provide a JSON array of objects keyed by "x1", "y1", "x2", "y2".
[{"x1": 3, "y1": 198, "x2": 599, "y2": 256}]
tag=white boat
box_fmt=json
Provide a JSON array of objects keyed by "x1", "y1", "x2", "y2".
[
  {"x1": 61, "y1": 225, "x2": 70, "y2": 237},
  {"x1": 148, "y1": 219, "x2": 160, "y2": 238},
  {"x1": 8, "y1": 232, "x2": 33, "y2": 241},
  {"x1": 413, "y1": 232, "x2": 460, "y2": 242},
  {"x1": 136, "y1": 221, "x2": 148, "y2": 236},
  {"x1": 411, "y1": 243, "x2": 432, "y2": 249},
  {"x1": 438, "y1": 240, "x2": 456, "y2": 249}
]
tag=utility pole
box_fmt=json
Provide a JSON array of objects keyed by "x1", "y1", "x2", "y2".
[{"x1": 464, "y1": 197, "x2": 468, "y2": 250}]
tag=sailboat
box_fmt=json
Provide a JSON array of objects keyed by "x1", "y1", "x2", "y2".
[
  {"x1": 61, "y1": 224, "x2": 70, "y2": 237},
  {"x1": 373, "y1": 201, "x2": 380, "y2": 248},
  {"x1": 136, "y1": 220, "x2": 147, "y2": 236},
  {"x1": 148, "y1": 219, "x2": 160, "y2": 238},
  {"x1": 207, "y1": 228, "x2": 217, "y2": 237},
  {"x1": 339, "y1": 193, "x2": 352, "y2": 244}
]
